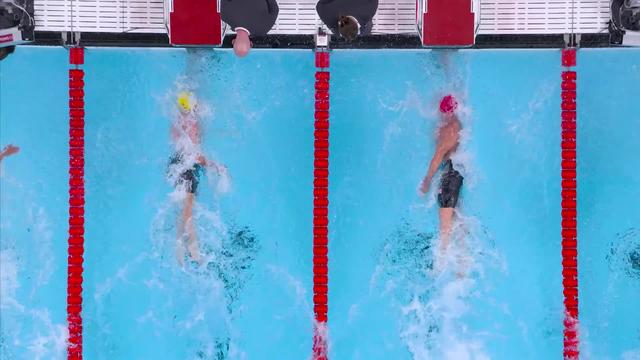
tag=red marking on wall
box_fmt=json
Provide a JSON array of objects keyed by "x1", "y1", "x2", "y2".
[
  {"x1": 68, "y1": 47, "x2": 85, "y2": 360},
  {"x1": 0, "y1": 34, "x2": 14, "y2": 43},
  {"x1": 312, "y1": 49, "x2": 330, "y2": 360},
  {"x1": 422, "y1": 0, "x2": 475, "y2": 46},
  {"x1": 561, "y1": 47, "x2": 579, "y2": 360}
]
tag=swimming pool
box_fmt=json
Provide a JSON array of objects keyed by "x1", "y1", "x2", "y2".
[{"x1": 0, "y1": 47, "x2": 638, "y2": 359}]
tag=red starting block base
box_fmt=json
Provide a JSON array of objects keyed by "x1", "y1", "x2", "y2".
[
  {"x1": 422, "y1": 0, "x2": 475, "y2": 47},
  {"x1": 169, "y1": 0, "x2": 223, "y2": 46}
]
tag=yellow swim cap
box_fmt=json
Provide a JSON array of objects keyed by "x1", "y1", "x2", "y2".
[{"x1": 177, "y1": 91, "x2": 193, "y2": 112}]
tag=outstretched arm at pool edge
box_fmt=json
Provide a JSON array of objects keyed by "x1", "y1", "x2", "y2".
[{"x1": 0, "y1": 144, "x2": 20, "y2": 163}]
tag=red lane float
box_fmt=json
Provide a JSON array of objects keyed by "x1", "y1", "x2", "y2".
[
  {"x1": 561, "y1": 48, "x2": 579, "y2": 360},
  {"x1": 312, "y1": 49, "x2": 330, "y2": 360},
  {"x1": 68, "y1": 47, "x2": 85, "y2": 360}
]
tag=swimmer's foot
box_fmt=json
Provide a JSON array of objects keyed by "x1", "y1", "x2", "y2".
[
  {"x1": 187, "y1": 241, "x2": 203, "y2": 265},
  {"x1": 176, "y1": 243, "x2": 185, "y2": 267},
  {"x1": 455, "y1": 254, "x2": 471, "y2": 279},
  {"x1": 430, "y1": 252, "x2": 447, "y2": 278}
]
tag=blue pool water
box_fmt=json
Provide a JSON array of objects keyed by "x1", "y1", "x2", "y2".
[
  {"x1": 577, "y1": 49, "x2": 640, "y2": 360},
  {"x1": 1, "y1": 47, "x2": 639, "y2": 359}
]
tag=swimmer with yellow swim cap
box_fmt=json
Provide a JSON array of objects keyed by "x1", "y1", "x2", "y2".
[
  {"x1": 177, "y1": 91, "x2": 195, "y2": 113},
  {"x1": 169, "y1": 90, "x2": 227, "y2": 267}
]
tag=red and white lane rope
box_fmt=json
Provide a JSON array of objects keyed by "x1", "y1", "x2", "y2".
[
  {"x1": 560, "y1": 47, "x2": 579, "y2": 360},
  {"x1": 312, "y1": 49, "x2": 330, "y2": 360},
  {"x1": 68, "y1": 47, "x2": 85, "y2": 360}
]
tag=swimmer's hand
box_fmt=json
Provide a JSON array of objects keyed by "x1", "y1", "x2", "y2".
[
  {"x1": 419, "y1": 176, "x2": 431, "y2": 194},
  {"x1": 208, "y1": 160, "x2": 228, "y2": 176},
  {"x1": 197, "y1": 155, "x2": 228, "y2": 176},
  {"x1": 197, "y1": 155, "x2": 206, "y2": 166},
  {"x1": 213, "y1": 164, "x2": 228, "y2": 176},
  {"x1": 0, "y1": 144, "x2": 19, "y2": 159}
]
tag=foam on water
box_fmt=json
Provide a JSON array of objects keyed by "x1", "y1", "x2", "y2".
[
  {"x1": 125, "y1": 198, "x2": 246, "y2": 358},
  {"x1": 0, "y1": 164, "x2": 68, "y2": 359},
  {"x1": 0, "y1": 248, "x2": 22, "y2": 311},
  {"x1": 27, "y1": 206, "x2": 54, "y2": 298},
  {"x1": 266, "y1": 265, "x2": 313, "y2": 320},
  {"x1": 607, "y1": 228, "x2": 640, "y2": 280},
  {"x1": 622, "y1": 349, "x2": 640, "y2": 360},
  {"x1": 267, "y1": 264, "x2": 327, "y2": 360},
  {"x1": 580, "y1": 228, "x2": 640, "y2": 359},
  {"x1": 371, "y1": 210, "x2": 502, "y2": 359}
]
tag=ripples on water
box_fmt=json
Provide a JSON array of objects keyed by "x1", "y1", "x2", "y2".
[{"x1": 608, "y1": 228, "x2": 640, "y2": 280}]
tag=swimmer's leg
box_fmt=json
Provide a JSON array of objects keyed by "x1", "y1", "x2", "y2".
[
  {"x1": 176, "y1": 203, "x2": 186, "y2": 267},
  {"x1": 184, "y1": 192, "x2": 202, "y2": 264},
  {"x1": 452, "y1": 217, "x2": 469, "y2": 278},
  {"x1": 433, "y1": 207, "x2": 454, "y2": 273}
]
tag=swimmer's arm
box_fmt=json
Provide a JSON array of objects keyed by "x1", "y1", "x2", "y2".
[
  {"x1": 0, "y1": 145, "x2": 19, "y2": 162},
  {"x1": 170, "y1": 124, "x2": 180, "y2": 141},
  {"x1": 196, "y1": 154, "x2": 208, "y2": 166},
  {"x1": 420, "y1": 147, "x2": 446, "y2": 194},
  {"x1": 198, "y1": 155, "x2": 226, "y2": 175}
]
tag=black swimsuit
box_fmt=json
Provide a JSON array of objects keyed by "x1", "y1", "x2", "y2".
[
  {"x1": 168, "y1": 153, "x2": 204, "y2": 194},
  {"x1": 438, "y1": 159, "x2": 463, "y2": 208}
]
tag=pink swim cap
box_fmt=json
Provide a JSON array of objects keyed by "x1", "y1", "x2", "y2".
[{"x1": 439, "y1": 95, "x2": 458, "y2": 114}]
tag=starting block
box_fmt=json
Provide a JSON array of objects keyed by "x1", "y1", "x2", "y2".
[
  {"x1": 0, "y1": 0, "x2": 34, "y2": 48},
  {"x1": 0, "y1": 26, "x2": 31, "y2": 47},
  {"x1": 166, "y1": 0, "x2": 225, "y2": 46},
  {"x1": 417, "y1": 0, "x2": 478, "y2": 47}
]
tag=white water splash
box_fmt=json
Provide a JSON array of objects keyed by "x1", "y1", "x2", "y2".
[
  {"x1": 267, "y1": 265, "x2": 313, "y2": 321},
  {"x1": 622, "y1": 349, "x2": 640, "y2": 360},
  {"x1": 213, "y1": 168, "x2": 232, "y2": 195},
  {"x1": 25, "y1": 309, "x2": 68, "y2": 360},
  {"x1": 0, "y1": 249, "x2": 67, "y2": 359},
  {"x1": 505, "y1": 82, "x2": 555, "y2": 165},
  {"x1": 378, "y1": 211, "x2": 502, "y2": 359},
  {"x1": 27, "y1": 206, "x2": 54, "y2": 298},
  {"x1": 265, "y1": 265, "x2": 326, "y2": 360},
  {"x1": 0, "y1": 184, "x2": 66, "y2": 359},
  {"x1": 0, "y1": 248, "x2": 23, "y2": 311},
  {"x1": 400, "y1": 278, "x2": 491, "y2": 360}
]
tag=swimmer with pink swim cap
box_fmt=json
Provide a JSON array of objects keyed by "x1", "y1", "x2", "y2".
[
  {"x1": 439, "y1": 94, "x2": 458, "y2": 114},
  {"x1": 420, "y1": 93, "x2": 465, "y2": 276}
]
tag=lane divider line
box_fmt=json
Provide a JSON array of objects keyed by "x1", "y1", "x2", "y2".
[
  {"x1": 561, "y1": 47, "x2": 579, "y2": 360},
  {"x1": 68, "y1": 46, "x2": 85, "y2": 360},
  {"x1": 313, "y1": 49, "x2": 330, "y2": 360}
]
